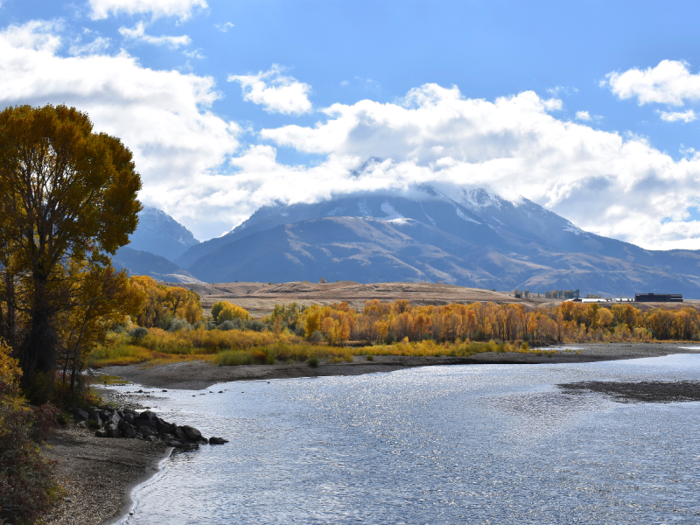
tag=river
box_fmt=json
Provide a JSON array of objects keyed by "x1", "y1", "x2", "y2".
[{"x1": 117, "y1": 354, "x2": 700, "y2": 524}]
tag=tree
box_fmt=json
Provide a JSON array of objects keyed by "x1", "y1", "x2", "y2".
[{"x1": 0, "y1": 105, "x2": 141, "y2": 387}]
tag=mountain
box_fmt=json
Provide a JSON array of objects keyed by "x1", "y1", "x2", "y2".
[
  {"x1": 175, "y1": 185, "x2": 700, "y2": 296},
  {"x1": 129, "y1": 206, "x2": 199, "y2": 261},
  {"x1": 113, "y1": 247, "x2": 203, "y2": 284}
]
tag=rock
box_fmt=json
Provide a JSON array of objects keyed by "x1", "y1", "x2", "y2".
[
  {"x1": 209, "y1": 437, "x2": 228, "y2": 445},
  {"x1": 106, "y1": 412, "x2": 122, "y2": 427},
  {"x1": 88, "y1": 410, "x2": 103, "y2": 427},
  {"x1": 162, "y1": 389, "x2": 168, "y2": 392},
  {"x1": 122, "y1": 411, "x2": 135, "y2": 424},
  {"x1": 95, "y1": 430, "x2": 108, "y2": 438},
  {"x1": 118, "y1": 420, "x2": 137, "y2": 439},
  {"x1": 173, "y1": 426, "x2": 189, "y2": 443},
  {"x1": 145, "y1": 435, "x2": 158, "y2": 443},
  {"x1": 182, "y1": 425, "x2": 203, "y2": 442},
  {"x1": 106, "y1": 423, "x2": 121, "y2": 438},
  {"x1": 166, "y1": 439, "x2": 183, "y2": 447},
  {"x1": 135, "y1": 419, "x2": 157, "y2": 430},
  {"x1": 137, "y1": 410, "x2": 157, "y2": 420},
  {"x1": 72, "y1": 408, "x2": 89, "y2": 422},
  {"x1": 76, "y1": 421, "x2": 87, "y2": 429},
  {"x1": 139, "y1": 426, "x2": 158, "y2": 439}
]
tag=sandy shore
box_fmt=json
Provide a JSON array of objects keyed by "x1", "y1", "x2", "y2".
[
  {"x1": 101, "y1": 342, "x2": 700, "y2": 390},
  {"x1": 43, "y1": 427, "x2": 170, "y2": 525}
]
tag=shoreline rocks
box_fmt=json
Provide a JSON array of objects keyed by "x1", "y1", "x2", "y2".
[{"x1": 72, "y1": 406, "x2": 228, "y2": 449}]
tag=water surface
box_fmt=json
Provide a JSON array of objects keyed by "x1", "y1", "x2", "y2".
[{"x1": 118, "y1": 355, "x2": 700, "y2": 524}]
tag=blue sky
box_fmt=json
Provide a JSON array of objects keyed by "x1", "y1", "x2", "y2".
[{"x1": 2, "y1": 0, "x2": 700, "y2": 248}]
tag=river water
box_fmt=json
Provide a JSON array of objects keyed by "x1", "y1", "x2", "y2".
[{"x1": 117, "y1": 354, "x2": 700, "y2": 524}]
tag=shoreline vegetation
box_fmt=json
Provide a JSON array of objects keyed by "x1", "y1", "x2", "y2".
[{"x1": 88, "y1": 277, "x2": 700, "y2": 374}]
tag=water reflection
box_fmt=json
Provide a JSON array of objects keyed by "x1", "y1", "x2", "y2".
[{"x1": 118, "y1": 355, "x2": 700, "y2": 524}]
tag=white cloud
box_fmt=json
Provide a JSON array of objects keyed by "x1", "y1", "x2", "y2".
[
  {"x1": 604, "y1": 59, "x2": 700, "y2": 106},
  {"x1": 575, "y1": 110, "x2": 591, "y2": 121},
  {"x1": 89, "y1": 0, "x2": 207, "y2": 20},
  {"x1": 0, "y1": 19, "x2": 239, "y2": 239},
  {"x1": 183, "y1": 47, "x2": 204, "y2": 59},
  {"x1": 4, "y1": 21, "x2": 700, "y2": 249},
  {"x1": 69, "y1": 36, "x2": 111, "y2": 55},
  {"x1": 659, "y1": 109, "x2": 697, "y2": 123},
  {"x1": 257, "y1": 84, "x2": 700, "y2": 250},
  {"x1": 546, "y1": 85, "x2": 578, "y2": 96},
  {"x1": 215, "y1": 22, "x2": 234, "y2": 32},
  {"x1": 119, "y1": 21, "x2": 190, "y2": 48},
  {"x1": 228, "y1": 64, "x2": 312, "y2": 115}
]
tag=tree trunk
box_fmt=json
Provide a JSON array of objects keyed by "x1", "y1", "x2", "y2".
[{"x1": 19, "y1": 279, "x2": 56, "y2": 388}]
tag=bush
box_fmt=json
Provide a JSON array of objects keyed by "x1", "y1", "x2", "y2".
[
  {"x1": 294, "y1": 325, "x2": 306, "y2": 337},
  {"x1": 366, "y1": 355, "x2": 374, "y2": 361},
  {"x1": 309, "y1": 331, "x2": 323, "y2": 343},
  {"x1": 218, "y1": 320, "x2": 236, "y2": 331},
  {"x1": 212, "y1": 350, "x2": 255, "y2": 366},
  {"x1": 167, "y1": 317, "x2": 192, "y2": 332},
  {"x1": 384, "y1": 333, "x2": 397, "y2": 345},
  {"x1": 129, "y1": 327, "x2": 149, "y2": 340},
  {"x1": 244, "y1": 320, "x2": 266, "y2": 332},
  {"x1": 307, "y1": 357, "x2": 319, "y2": 368},
  {"x1": 0, "y1": 340, "x2": 58, "y2": 525}
]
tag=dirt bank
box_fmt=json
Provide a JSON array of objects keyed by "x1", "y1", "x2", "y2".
[
  {"x1": 43, "y1": 426, "x2": 170, "y2": 525},
  {"x1": 100, "y1": 343, "x2": 700, "y2": 390}
]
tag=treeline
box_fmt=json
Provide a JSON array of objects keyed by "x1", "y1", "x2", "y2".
[{"x1": 294, "y1": 300, "x2": 700, "y2": 345}]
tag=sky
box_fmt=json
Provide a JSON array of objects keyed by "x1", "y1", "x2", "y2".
[{"x1": 1, "y1": 0, "x2": 700, "y2": 249}]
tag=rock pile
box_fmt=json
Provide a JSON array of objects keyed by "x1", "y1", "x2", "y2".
[{"x1": 72, "y1": 407, "x2": 229, "y2": 449}]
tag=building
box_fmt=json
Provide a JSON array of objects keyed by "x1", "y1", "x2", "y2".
[{"x1": 634, "y1": 293, "x2": 683, "y2": 303}]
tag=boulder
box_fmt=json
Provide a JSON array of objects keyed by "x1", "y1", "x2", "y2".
[
  {"x1": 118, "y1": 420, "x2": 137, "y2": 439},
  {"x1": 145, "y1": 435, "x2": 158, "y2": 443},
  {"x1": 173, "y1": 426, "x2": 189, "y2": 443},
  {"x1": 139, "y1": 426, "x2": 158, "y2": 439},
  {"x1": 209, "y1": 437, "x2": 228, "y2": 445},
  {"x1": 166, "y1": 439, "x2": 183, "y2": 447},
  {"x1": 121, "y1": 412, "x2": 135, "y2": 424},
  {"x1": 106, "y1": 412, "x2": 122, "y2": 427},
  {"x1": 106, "y1": 423, "x2": 121, "y2": 438},
  {"x1": 135, "y1": 419, "x2": 157, "y2": 430},
  {"x1": 137, "y1": 410, "x2": 157, "y2": 420},
  {"x1": 72, "y1": 408, "x2": 89, "y2": 422},
  {"x1": 95, "y1": 430, "x2": 108, "y2": 438},
  {"x1": 88, "y1": 410, "x2": 103, "y2": 427},
  {"x1": 182, "y1": 425, "x2": 203, "y2": 442}
]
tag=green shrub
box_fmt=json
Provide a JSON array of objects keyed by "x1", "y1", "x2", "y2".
[
  {"x1": 309, "y1": 331, "x2": 323, "y2": 343},
  {"x1": 307, "y1": 357, "x2": 319, "y2": 368},
  {"x1": 366, "y1": 355, "x2": 374, "y2": 361},
  {"x1": 212, "y1": 350, "x2": 255, "y2": 366}
]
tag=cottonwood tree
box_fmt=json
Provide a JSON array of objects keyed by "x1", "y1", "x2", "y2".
[{"x1": 0, "y1": 105, "x2": 141, "y2": 389}]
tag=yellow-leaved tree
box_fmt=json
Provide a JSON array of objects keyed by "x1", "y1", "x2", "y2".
[{"x1": 0, "y1": 105, "x2": 142, "y2": 392}]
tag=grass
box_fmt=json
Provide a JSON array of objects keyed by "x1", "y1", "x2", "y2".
[{"x1": 89, "y1": 331, "x2": 558, "y2": 369}]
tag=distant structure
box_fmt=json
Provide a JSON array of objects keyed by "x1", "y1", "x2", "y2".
[
  {"x1": 634, "y1": 293, "x2": 683, "y2": 303},
  {"x1": 568, "y1": 297, "x2": 634, "y2": 303}
]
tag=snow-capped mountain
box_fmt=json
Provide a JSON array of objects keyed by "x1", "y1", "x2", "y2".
[
  {"x1": 172, "y1": 185, "x2": 700, "y2": 296},
  {"x1": 128, "y1": 206, "x2": 200, "y2": 262}
]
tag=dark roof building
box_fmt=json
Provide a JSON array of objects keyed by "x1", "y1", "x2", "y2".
[{"x1": 634, "y1": 293, "x2": 683, "y2": 303}]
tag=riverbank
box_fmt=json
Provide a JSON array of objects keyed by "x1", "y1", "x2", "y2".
[
  {"x1": 43, "y1": 426, "x2": 170, "y2": 525},
  {"x1": 101, "y1": 342, "x2": 700, "y2": 390}
]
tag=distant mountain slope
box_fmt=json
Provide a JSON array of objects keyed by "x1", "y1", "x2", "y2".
[
  {"x1": 113, "y1": 247, "x2": 203, "y2": 284},
  {"x1": 129, "y1": 206, "x2": 199, "y2": 261},
  {"x1": 175, "y1": 184, "x2": 700, "y2": 296}
]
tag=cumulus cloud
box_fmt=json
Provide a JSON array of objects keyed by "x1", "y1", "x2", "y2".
[
  {"x1": 659, "y1": 109, "x2": 697, "y2": 123},
  {"x1": 257, "y1": 83, "x2": 700, "y2": 250},
  {"x1": 69, "y1": 36, "x2": 111, "y2": 55},
  {"x1": 575, "y1": 110, "x2": 591, "y2": 121},
  {"x1": 119, "y1": 21, "x2": 190, "y2": 48},
  {"x1": 3, "y1": 21, "x2": 700, "y2": 249},
  {"x1": 228, "y1": 64, "x2": 312, "y2": 115},
  {"x1": 604, "y1": 59, "x2": 700, "y2": 106},
  {"x1": 89, "y1": 0, "x2": 208, "y2": 20},
  {"x1": 0, "y1": 19, "x2": 239, "y2": 239}
]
